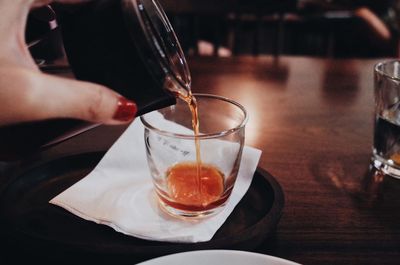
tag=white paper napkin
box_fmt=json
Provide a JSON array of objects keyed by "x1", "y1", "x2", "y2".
[{"x1": 50, "y1": 117, "x2": 261, "y2": 243}]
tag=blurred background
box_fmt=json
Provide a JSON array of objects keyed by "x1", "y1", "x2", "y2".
[
  {"x1": 26, "y1": 0, "x2": 400, "y2": 62},
  {"x1": 160, "y1": 0, "x2": 400, "y2": 58}
]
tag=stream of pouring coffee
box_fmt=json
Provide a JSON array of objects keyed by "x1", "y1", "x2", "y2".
[
  {"x1": 166, "y1": 85, "x2": 227, "y2": 208},
  {"x1": 172, "y1": 84, "x2": 203, "y2": 195}
]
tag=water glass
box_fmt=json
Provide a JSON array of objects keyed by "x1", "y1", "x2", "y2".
[{"x1": 372, "y1": 60, "x2": 400, "y2": 179}]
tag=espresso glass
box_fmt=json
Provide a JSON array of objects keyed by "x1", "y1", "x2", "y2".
[{"x1": 140, "y1": 94, "x2": 248, "y2": 218}]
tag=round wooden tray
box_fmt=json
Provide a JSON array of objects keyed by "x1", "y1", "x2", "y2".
[{"x1": 0, "y1": 152, "x2": 284, "y2": 265}]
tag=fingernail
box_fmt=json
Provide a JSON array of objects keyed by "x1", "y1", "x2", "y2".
[{"x1": 113, "y1": 97, "x2": 137, "y2": 122}]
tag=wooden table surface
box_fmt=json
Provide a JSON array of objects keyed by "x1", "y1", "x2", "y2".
[
  {"x1": 3, "y1": 56, "x2": 400, "y2": 264},
  {"x1": 187, "y1": 56, "x2": 400, "y2": 264}
]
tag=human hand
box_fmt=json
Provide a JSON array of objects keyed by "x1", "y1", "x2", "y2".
[{"x1": 0, "y1": 0, "x2": 137, "y2": 127}]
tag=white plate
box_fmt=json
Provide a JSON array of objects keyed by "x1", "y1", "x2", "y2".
[{"x1": 136, "y1": 250, "x2": 301, "y2": 265}]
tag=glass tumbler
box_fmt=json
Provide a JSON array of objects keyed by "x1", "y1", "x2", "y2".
[
  {"x1": 140, "y1": 94, "x2": 248, "y2": 218},
  {"x1": 373, "y1": 60, "x2": 400, "y2": 179}
]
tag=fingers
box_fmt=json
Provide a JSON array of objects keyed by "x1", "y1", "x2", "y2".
[
  {"x1": 0, "y1": 67, "x2": 137, "y2": 126},
  {"x1": 39, "y1": 73, "x2": 138, "y2": 124},
  {"x1": 34, "y1": 71, "x2": 138, "y2": 124}
]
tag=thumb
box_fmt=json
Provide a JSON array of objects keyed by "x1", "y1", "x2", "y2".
[
  {"x1": 0, "y1": 67, "x2": 137, "y2": 125},
  {"x1": 36, "y1": 72, "x2": 138, "y2": 124}
]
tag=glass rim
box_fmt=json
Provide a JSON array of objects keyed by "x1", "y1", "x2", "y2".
[
  {"x1": 374, "y1": 59, "x2": 400, "y2": 82},
  {"x1": 140, "y1": 93, "x2": 248, "y2": 140}
]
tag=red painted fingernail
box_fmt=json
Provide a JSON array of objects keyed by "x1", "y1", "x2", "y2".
[{"x1": 113, "y1": 97, "x2": 137, "y2": 122}]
